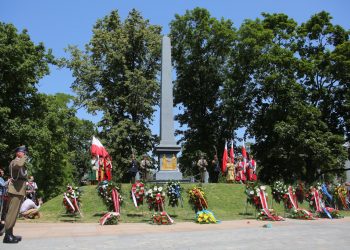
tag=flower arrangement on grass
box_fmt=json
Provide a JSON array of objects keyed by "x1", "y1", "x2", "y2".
[
  {"x1": 245, "y1": 182, "x2": 263, "y2": 210},
  {"x1": 196, "y1": 210, "x2": 218, "y2": 224},
  {"x1": 97, "y1": 181, "x2": 123, "y2": 211},
  {"x1": 271, "y1": 181, "x2": 288, "y2": 204},
  {"x1": 130, "y1": 181, "x2": 145, "y2": 207},
  {"x1": 188, "y1": 186, "x2": 208, "y2": 212},
  {"x1": 290, "y1": 209, "x2": 314, "y2": 220},
  {"x1": 145, "y1": 185, "x2": 166, "y2": 212},
  {"x1": 257, "y1": 209, "x2": 279, "y2": 221},
  {"x1": 305, "y1": 185, "x2": 322, "y2": 212},
  {"x1": 63, "y1": 185, "x2": 82, "y2": 215},
  {"x1": 333, "y1": 184, "x2": 349, "y2": 210},
  {"x1": 318, "y1": 207, "x2": 343, "y2": 219},
  {"x1": 295, "y1": 181, "x2": 305, "y2": 203},
  {"x1": 99, "y1": 212, "x2": 120, "y2": 225},
  {"x1": 166, "y1": 181, "x2": 183, "y2": 207},
  {"x1": 151, "y1": 211, "x2": 174, "y2": 225}
]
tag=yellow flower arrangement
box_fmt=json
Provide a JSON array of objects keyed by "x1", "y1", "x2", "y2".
[{"x1": 196, "y1": 210, "x2": 218, "y2": 224}]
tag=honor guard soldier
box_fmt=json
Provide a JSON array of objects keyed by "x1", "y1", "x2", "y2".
[
  {"x1": 197, "y1": 154, "x2": 208, "y2": 183},
  {"x1": 3, "y1": 145, "x2": 28, "y2": 244}
]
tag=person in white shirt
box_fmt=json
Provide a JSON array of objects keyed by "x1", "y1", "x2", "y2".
[
  {"x1": 26, "y1": 176, "x2": 38, "y2": 202},
  {"x1": 19, "y1": 198, "x2": 42, "y2": 219}
]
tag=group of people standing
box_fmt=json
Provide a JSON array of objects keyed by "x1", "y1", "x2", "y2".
[
  {"x1": 128, "y1": 154, "x2": 152, "y2": 183},
  {"x1": 197, "y1": 153, "x2": 257, "y2": 183},
  {"x1": 225, "y1": 155, "x2": 257, "y2": 183}
]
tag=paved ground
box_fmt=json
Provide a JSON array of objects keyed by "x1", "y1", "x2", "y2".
[{"x1": 1, "y1": 218, "x2": 349, "y2": 249}]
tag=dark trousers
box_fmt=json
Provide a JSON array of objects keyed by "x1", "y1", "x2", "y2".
[{"x1": 211, "y1": 171, "x2": 220, "y2": 183}]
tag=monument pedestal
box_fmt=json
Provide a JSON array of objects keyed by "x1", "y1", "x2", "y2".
[
  {"x1": 156, "y1": 170, "x2": 182, "y2": 181},
  {"x1": 155, "y1": 146, "x2": 182, "y2": 181}
]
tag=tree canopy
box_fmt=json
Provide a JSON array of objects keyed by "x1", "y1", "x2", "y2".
[
  {"x1": 0, "y1": 22, "x2": 94, "y2": 199},
  {"x1": 171, "y1": 10, "x2": 349, "y2": 183},
  {"x1": 63, "y1": 9, "x2": 162, "y2": 181}
]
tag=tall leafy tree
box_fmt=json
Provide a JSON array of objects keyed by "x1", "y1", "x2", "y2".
[
  {"x1": 223, "y1": 13, "x2": 348, "y2": 184},
  {"x1": 27, "y1": 94, "x2": 95, "y2": 199},
  {"x1": 170, "y1": 8, "x2": 235, "y2": 176},
  {"x1": 63, "y1": 9, "x2": 162, "y2": 180},
  {"x1": 0, "y1": 22, "x2": 52, "y2": 160},
  {"x1": 331, "y1": 41, "x2": 350, "y2": 149},
  {"x1": 0, "y1": 23, "x2": 94, "y2": 199},
  {"x1": 296, "y1": 11, "x2": 349, "y2": 138}
]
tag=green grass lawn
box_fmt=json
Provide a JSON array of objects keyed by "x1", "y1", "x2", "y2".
[{"x1": 33, "y1": 183, "x2": 350, "y2": 223}]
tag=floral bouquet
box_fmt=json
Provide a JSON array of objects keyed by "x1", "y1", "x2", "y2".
[
  {"x1": 305, "y1": 185, "x2": 322, "y2": 212},
  {"x1": 97, "y1": 181, "x2": 123, "y2": 211},
  {"x1": 151, "y1": 211, "x2": 174, "y2": 225},
  {"x1": 282, "y1": 186, "x2": 295, "y2": 210},
  {"x1": 196, "y1": 210, "x2": 219, "y2": 224},
  {"x1": 245, "y1": 182, "x2": 262, "y2": 210},
  {"x1": 271, "y1": 181, "x2": 288, "y2": 204},
  {"x1": 333, "y1": 185, "x2": 349, "y2": 210},
  {"x1": 99, "y1": 212, "x2": 120, "y2": 225},
  {"x1": 166, "y1": 181, "x2": 183, "y2": 207},
  {"x1": 145, "y1": 185, "x2": 166, "y2": 212},
  {"x1": 290, "y1": 209, "x2": 314, "y2": 220},
  {"x1": 295, "y1": 181, "x2": 305, "y2": 203},
  {"x1": 131, "y1": 181, "x2": 145, "y2": 207},
  {"x1": 188, "y1": 186, "x2": 208, "y2": 212},
  {"x1": 257, "y1": 209, "x2": 279, "y2": 221},
  {"x1": 63, "y1": 185, "x2": 82, "y2": 215},
  {"x1": 318, "y1": 207, "x2": 343, "y2": 219}
]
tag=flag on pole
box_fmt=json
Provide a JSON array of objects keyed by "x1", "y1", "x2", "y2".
[
  {"x1": 222, "y1": 141, "x2": 228, "y2": 173},
  {"x1": 242, "y1": 140, "x2": 247, "y2": 163},
  {"x1": 91, "y1": 136, "x2": 112, "y2": 181},
  {"x1": 91, "y1": 136, "x2": 109, "y2": 158},
  {"x1": 230, "y1": 139, "x2": 234, "y2": 163},
  {"x1": 242, "y1": 141, "x2": 247, "y2": 173}
]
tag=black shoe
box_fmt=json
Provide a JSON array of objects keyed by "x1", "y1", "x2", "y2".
[
  {"x1": 13, "y1": 234, "x2": 22, "y2": 241},
  {"x1": 3, "y1": 234, "x2": 19, "y2": 244},
  {"x1": 8, "y1": 228, "x2": 22, "y2": 241}
]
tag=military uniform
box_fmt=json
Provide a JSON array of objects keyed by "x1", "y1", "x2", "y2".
[
  {"x1": 140, "y1": 158, "x2": 151, "y2": 181},
  {"x1": 128, "y1": 159, "x2": 138, "y2": 184},
  {"x1": 3, "y1": 147, "x2": 28, "y2": 244},
  {"x1": 197, "y1": 158, "x2": 208, "y2": 183}
]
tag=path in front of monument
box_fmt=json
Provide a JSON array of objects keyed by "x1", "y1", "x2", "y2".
[{"x1": 2, "y1": 218, "x2": 349, "y2": 249}]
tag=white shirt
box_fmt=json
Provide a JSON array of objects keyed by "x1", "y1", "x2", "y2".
[{"x1": 20, "y1": 199, "x2": 40, "y2": 213}]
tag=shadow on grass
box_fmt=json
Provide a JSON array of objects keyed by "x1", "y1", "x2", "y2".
[
  {"x1": 239, "y1": 212, "x2": 254, "y2": 216},
  {"x1": 126, "y1": 213, "x2": 145, "y2": 217},
  {"x1": 168, "y1": 214, "x2": 178, "y2": 218},
  {"x1": 93, "y1": 213, "x2": 106, "y2": 217}
]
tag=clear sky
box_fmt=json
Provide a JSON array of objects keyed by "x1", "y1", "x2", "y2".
[{"x1": 1, "y1": 0, "x2": 349, "y2": 140}]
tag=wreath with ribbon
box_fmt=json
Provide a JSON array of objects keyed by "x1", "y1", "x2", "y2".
[
  {"x1": 166, "y1": 181, "x2": 183, "y2": 207},
  {"x1": 333, "y1": 185, "x2": 349, "y2": 210},
  {"x1": 145, "y1": 185, "x2": 166, "y2": 212},
  {"x1": 130, "y1": 181, "x2": 145, "y2": 208},
  {"x1": 97, "y1": 181, "x2": 123, "y2": 211},
  {"x1": 63, "y1": 185, "x2": 82, "y2": 215},
  {"x1": 188, "y1": 186, "x2": 208, "y2": 212}
]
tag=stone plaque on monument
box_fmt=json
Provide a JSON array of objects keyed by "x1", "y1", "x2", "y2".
[{"x1": 155, "y1": 36, "x2": 182, "y2": 181}]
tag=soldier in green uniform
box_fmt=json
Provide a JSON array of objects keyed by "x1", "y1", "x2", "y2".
[
  {"x1": 3, "y1": 145, "x2": 28, "y2": 244},
  {"x1": 197, "y1": 154, "x2": 208, "y2": 183}
]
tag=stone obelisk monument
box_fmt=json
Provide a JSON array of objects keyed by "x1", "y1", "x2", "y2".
[{"x1": 155, "y1": 36, "x2": 182, "y2": 180}]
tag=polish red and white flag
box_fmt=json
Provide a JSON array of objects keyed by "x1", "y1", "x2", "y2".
[{"x1": 222, "y1": 141, "x2": 228, "y2": 173}]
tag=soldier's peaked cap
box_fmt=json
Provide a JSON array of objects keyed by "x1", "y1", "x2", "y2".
[{"x1": 15, "y1": 145, "x2": 27, "y2": 153}]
